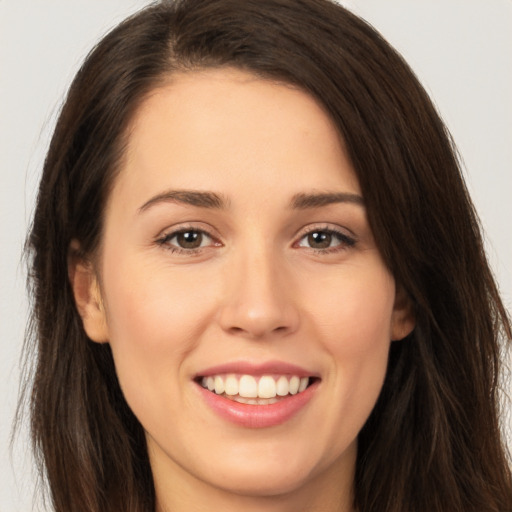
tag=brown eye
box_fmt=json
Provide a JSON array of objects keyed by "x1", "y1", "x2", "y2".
[
  {"x1": 297, "y1": 228, "x2": 356, "y2": 252},
  {"x1": 176, "y1": 231, "x2": 203, "y2": 249},
  {"x1": 158, "y1": 229, "x2": 215, "y2": 251},
  {"x1": 307, "y1": 231, "x2": 332, "y2": 249}
]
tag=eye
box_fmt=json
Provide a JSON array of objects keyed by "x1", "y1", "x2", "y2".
[
  {"x1": 157, "y1": 228, "x2": 218, "y2": 252},
  {"x1": 172, "y1": 230, "x2": 208, "y2": 249},
  {"x1": 296, "y1": 228, "x2": 356, "y2": 252}
]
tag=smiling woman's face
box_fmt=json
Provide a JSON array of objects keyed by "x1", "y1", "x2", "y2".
[{"x1": 72, "y1": 68, "x2": 414, "y2": 510}]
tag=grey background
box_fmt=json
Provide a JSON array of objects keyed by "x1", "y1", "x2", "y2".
[{"x1": 1, "y1": 1, "x2": 510, "y2": 510}]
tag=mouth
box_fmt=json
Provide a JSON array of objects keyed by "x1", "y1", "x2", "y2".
[
  {"x1": 196, "y1": 373, "x2": 317, "y2": 405},
  {"x1": 194, "y1": 362, "x2": 320, "y2": 427}
]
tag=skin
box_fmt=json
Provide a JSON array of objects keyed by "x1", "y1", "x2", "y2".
[{"x1": 71, "y1": 68, "x2": 414, "y2": 512}]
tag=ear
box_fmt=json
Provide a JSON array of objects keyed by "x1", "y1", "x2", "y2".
[
  {"x1": 68, "y1": 241, "x2": 109, "y2": 343},
  {"x1": 390, "y1": 284, "x2": 415, "y2": 341}
]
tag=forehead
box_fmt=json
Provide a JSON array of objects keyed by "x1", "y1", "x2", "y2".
[{"x1": 111, "y1": 67, "x2": 360, "y2": 210}]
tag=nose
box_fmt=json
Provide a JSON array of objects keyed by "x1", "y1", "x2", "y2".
[{"x1": 218, "y1": 247, "x2": 300, "y2": 339}]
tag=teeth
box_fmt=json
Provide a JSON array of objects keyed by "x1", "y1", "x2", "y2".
[
  {"x1": 258, "y1": 376, "x2": 276, "y2": 398},
  {"x1": 239, "y1": 375, "x2": 258, "y2": 398},
  {"x1": 224, "y1": 375, "x2": 238, "y2": 396},
  {"x1": 289, "y1": 376, "x2": 300, "y2": 395},
  {"x1": 225, "y1": 395, "x2": 280, "y2": 405},
  {"x1": 200, "y1": 374, "x2": 311, "y2": 399},
  {"x1": 214, "y1": 376, "x2": 225, "y2": 395},
  {"x1": 276, "y1": 376, "x2": 289, "y2": 396}
]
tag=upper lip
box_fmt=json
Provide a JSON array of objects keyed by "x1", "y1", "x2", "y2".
[{"x1": 195, "y1": 360, "x2": 319, "y2": 379}]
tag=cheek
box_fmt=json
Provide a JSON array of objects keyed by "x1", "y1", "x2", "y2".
[
  {"x1": 305, "y1": 264, "x2": 395, "y2": 420},
  {"x1": 307, "y1": 262, "x2": 395, "y2": 352},
  {"x1": 99, "y1": 255, "x2": 217, "y2": 411},
  {"x1": 103, "y1": 251, "x2": 215, "y2": 343}
]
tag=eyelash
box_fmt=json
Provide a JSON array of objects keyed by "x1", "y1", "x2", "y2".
[
  {"x1": 155, "y1": 226, "x2": 219, "y2": 255},
  {"x1": 155, "y1": 225, "x2": 357, "y2": 255},
  {"x1": 295, "y1": 225, "x2": 357, "y2": 254}
]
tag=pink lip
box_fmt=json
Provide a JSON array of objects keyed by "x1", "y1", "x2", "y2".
[
  {"x1": 196, "y1": 383, "x2": 318, "y2": 428},
  {"x1": 196, "y1": 360, "x2": 318, "y2": 379},
  {"x1": 194, "y1": 361, "x2": 320, "y2": 428}
]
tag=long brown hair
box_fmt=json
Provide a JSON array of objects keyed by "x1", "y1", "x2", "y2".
[{"x1": 21, "y1": 0, "x2": 512, "y2": 510}]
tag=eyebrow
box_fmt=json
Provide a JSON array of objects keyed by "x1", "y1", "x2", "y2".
[
  {"x1": 290, "y1": 192, "x2": 364, "y2": 209},
  {"x1": 138, "y1": 189, "x2": 364, "y2": 213},
  {"x1": 138, "y1": 190, "x2": 228, "y2": 212}
]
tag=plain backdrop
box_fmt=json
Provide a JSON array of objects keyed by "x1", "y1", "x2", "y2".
[{"x1": 1, "y1": 1, "x2": 511, "y2": 510}]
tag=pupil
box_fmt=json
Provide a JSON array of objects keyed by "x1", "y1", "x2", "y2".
[
  {"x1": 177, "y1": 231, "x2": 202, "y2": 249},
  {"x1": 308, "y1": 231, "x2": 331, "y2": 249}
]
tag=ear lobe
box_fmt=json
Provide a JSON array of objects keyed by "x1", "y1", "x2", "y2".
[
  {"x1": 68, "y1": 243, "x2": 109, "y2": 343},
  {"x1": 390, "y1": 284, "x2": 415, "y2": 341}
]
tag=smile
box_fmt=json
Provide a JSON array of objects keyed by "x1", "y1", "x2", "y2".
[
  {"x1": 194, "y1": 364, "x2": 319, "y2": 428},
  {"x1": 200, "y1": 374, "x2": 311, "y2": 404}
]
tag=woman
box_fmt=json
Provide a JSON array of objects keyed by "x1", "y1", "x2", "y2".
[{"x1": 21, "y1": 0, "x2": 512, "y2": 511}]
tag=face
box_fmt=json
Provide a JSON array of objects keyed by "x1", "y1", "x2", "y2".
[{"x1": 72, "y1": 68, "x2": 414, "y2": 509}]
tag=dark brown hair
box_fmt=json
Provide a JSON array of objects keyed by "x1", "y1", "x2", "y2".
[{"x1": 21, "y1": 0, "x2": 512, "y2": 511}]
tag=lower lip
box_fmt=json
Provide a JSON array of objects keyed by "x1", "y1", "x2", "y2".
[{"x1": 196, "y1": 381, "x2": 318, "y2": 428}]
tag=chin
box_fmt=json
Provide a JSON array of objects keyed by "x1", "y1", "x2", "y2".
[{"x1": 209, "y1": 465, "x2": 314, "y2": 498}]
